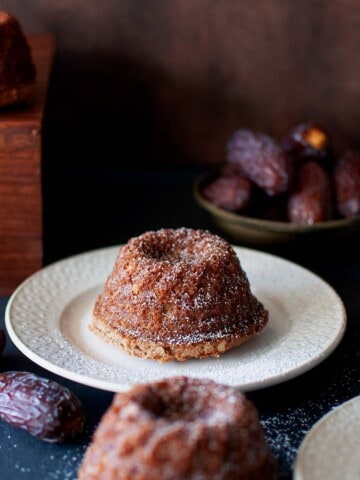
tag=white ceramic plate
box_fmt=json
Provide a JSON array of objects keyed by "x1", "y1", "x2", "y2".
[
  {"x1": 5, "y1": 246, "x2": 346, "y2": 392},
  {"x1": 294, "y1": 395, "x2": 360, "y2": 480}
]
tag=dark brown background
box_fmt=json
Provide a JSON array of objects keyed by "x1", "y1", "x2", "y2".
[
  {"x1": 1, "y1": 0, "x2": 360, "y2": 267},
  {"x1": 2, "y1": 0, "x2": 360, "y2": 168}
]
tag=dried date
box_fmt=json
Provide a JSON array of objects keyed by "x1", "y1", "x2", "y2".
[
  {"x1": 0, "y1": 328, "x2": 5, "y2": 355},
  {"x1": 227, "y1": 129, "x2": 292, "y2": 195},
  {"x1": 288, "y1": 161, "x2": 332, "y2": 224},
  {"x1": 203, "y1": 170, "x2": 252, "y2": 212},
  {"x1": 334, "y1": 151, "x2": 360, "y2": 217},
  {"x1": 282, "y1": 122, "x2": 330, "y2": 164},
  {"x1": 0, "y1": 371, "x2": 85, "y2": 442}
]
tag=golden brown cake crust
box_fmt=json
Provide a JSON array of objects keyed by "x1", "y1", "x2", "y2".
[
  {"x1": 92, "y1": 228, "x2": 268, "y2": 362},
  {"x1": 78, "y1": 376, "x2": 277, "y2": 480},
  {"x1": 0, "y1": 11, "x2": 36, "y2": 107}
]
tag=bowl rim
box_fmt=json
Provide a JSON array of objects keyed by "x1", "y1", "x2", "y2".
[{"x1": 193, "y1": 169, "x2": 360, "y2": 234}]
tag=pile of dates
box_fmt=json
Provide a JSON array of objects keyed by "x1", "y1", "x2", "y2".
[{"x1": 202, "y1": 122, "x2": 360, "y2": 224}]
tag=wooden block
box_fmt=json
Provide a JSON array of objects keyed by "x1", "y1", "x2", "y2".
[
  {"x1": 0, "y1": 181, "x2": 42, "y2": 236},
  {"x1": 0, "y1": 33, "x2": 55, "y2": 295}
]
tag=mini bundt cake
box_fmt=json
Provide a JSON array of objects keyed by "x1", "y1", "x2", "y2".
[
  {"x1": 78, "y1": 376, "x2": 277, "y2": 480},
  {"x1": 91, "y1": 228, "x2": 268, "y2": 362},
  {"x1": 0, "y1": 11, "x2": 36, "y2": 108}
]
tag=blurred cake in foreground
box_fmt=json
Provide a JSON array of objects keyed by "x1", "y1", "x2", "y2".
[{"x1": 78, "y1": 376, "x2": 277, "y2": 480}]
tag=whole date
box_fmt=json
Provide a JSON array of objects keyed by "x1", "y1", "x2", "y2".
[
  {"x1": 227, "y1": 129, "x2": 292, "y2": 196},
  {"x1": 334, "y1": 151, "x2": 360, "y2": 217},
  {"x1": 288, "y1": 161, "x2": 332, "y2": 224},
  {"x1": 0, "y1": 371, "x2": 85, "y2": 442}
]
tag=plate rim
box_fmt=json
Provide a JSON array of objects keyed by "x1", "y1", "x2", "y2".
[
  {"x1": 293, "y1": 394, "x2": 360, "y2": 480},
  {"x1": 5, "y1": 245, "x2": 347, "y2": 392}
]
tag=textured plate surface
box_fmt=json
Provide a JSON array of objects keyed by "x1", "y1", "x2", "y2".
[
  {"x1": 294, "y1": 395, "x2": 360, "y2": 480},
  {"x1": 5, "y1": 246, "x2": 346, "y2": 392}
]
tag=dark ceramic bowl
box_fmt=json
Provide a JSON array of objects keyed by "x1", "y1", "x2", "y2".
[{"x1": 194, "y1": 170, "x2": 360, "y2": 247}]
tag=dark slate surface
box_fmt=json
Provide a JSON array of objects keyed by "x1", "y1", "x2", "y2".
[{"x1": 1, "y1": 168, "x2": 360, "y2": 479}]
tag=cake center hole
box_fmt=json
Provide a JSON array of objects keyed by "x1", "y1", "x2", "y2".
[
  {"x1": 144, "y1": 244, "x2": 193, "y2": 264},
  {"x1": 139, "y1": 394, "x2": 197, "y2": 422}
]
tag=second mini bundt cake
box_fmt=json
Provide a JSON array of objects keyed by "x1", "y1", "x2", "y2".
[
  {"x1": 78, "y1": 376, "x2": 277, "y2": 480},
  {"x1": 91, "y1": 228, "x2": 268, "y2": 362}
]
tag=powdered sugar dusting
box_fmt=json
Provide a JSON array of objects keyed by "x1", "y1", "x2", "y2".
[{"x1": 94, "y1": 228, "x2": 268, "y2": 347}]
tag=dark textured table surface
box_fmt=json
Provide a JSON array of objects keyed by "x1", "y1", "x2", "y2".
[{"x1": 1, "y1": 167, "x2": 360, "y2": 479}]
